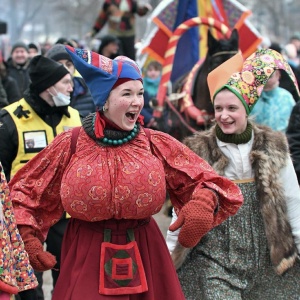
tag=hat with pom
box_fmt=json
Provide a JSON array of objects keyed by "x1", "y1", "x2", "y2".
[
  {"x1": 208, "y1": 48, "x2": 300, "y2": 115},
  {"x1": 28, "y1": 42, "x2": 39, "y2": 52},
  {"x1": 65, "y1": 46, "x2": 143, "y2": 109}
]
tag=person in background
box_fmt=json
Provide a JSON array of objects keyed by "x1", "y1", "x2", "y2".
[
  {"x1": 8, "y1": 46, "x2": 243, "y2": 300},
  {"x1": 40, "y1": 41, "x2": 53, "y2": 56},
  {"x1": 290, "y1": 33, "x2": 300, "y2": 59},
  {"x1": 269, "y1": 41, "x2": 282, "y2": 54},
  {"x1": 55, "y1": 38, "x2": 75, "y2": 48},
  {"x1": 0, "y1": 161, "x2": 38, "y2": 300},
  {"x1": 143, "y1": 61, "x2": 162, "y2": 100},
  {"x1": 167, "y1": 49, "x2": 300, "y2": 299},
  {"x1": 250, "y1": 69, "x2": 296, "y2": 132},
  {"x1": 45, "y1": 43, "x2": 96, "y2": 118},
  {"x1": 0, "y1": 52, "x2": 21, "y2": 105},
  {"x1": 0, "y1": 55, "x2": 81, "y2": 300},
  {"x1": 0, "y1": 78, "x2": 8, "y2": 108},
  {"x1": 269, "y1": 42, "x2": 300, "y2": 102},
  {"x1": 282, "y1": 43, "x2": 300, "y2": 102},
  {"x1": 68, "y1": 38, "x2": 80, "y2": 49},
  {"x1": 141, "y1": 60, "x2": 162, "y2": 129},
  {"x1": 86, "y1": 0, "x2": 152, "y2": 60},
  {"x1": 5, "y1": 41, "x2": 31, "y2": 96},
  {"x1": 27, "y1": 43, "x2": 40, "y2": 59},
  {"x1": 97, "y1": 34, "x2": 120, "y2": 59},
  {"x1": 286, "y1": 99, "x2": 300, "y2": 185},
  {"x1": 0, "y1": 55, "x2": 81, "y2": 181}
]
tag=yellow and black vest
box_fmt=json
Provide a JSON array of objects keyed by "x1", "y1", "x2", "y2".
[{"x1": 4, "y1": 98, "x2": 81, "y2": 178}]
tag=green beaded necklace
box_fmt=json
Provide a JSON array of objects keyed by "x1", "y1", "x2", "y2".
[
  {"x1": 92, "y1": 114, "x2": 140, "y2": 146},
  {"x1": 102, "y1": 124, "x2": 139, "y2": 145}
]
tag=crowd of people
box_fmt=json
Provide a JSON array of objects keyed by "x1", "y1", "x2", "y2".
[{"x1": 0, "y1": 6, "x2": 300, "y2": 299}]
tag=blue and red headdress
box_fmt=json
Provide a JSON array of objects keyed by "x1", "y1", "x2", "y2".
[{"x1": 65, "y1": 46, "x2": 143, "y2": 109}]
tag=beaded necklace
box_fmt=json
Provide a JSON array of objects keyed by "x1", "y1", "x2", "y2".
[{"x1": 92, "y1": 113, "x2": 140, "y2": 146}]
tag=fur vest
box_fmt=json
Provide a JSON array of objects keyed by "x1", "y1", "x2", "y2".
[{"x1": 172, "y1": 123, "x2": 298, "y2": 275}]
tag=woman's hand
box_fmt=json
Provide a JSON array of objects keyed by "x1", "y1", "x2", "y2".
[
  {"x1": 0, "y1": 281, "x2": 18, "y2": 296},
  {"x1": 18, "y1": 226, "x2": 57, "y2": 272},
  {"x1": 169, "y1": 189, "x2": 218, "y2": 248}
]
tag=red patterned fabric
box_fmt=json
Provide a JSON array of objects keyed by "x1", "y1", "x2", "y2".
[
  {"x1": 9, "y1": 127, "x2": 242, "y2": 241},
  {"x1": 0, "y1": 163, "x2": 38, "y2": 293},
  {"x1": 9, "y1": 126, "x2": 242, "y2": 298}
]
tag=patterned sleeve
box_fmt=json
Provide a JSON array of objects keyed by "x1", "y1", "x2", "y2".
[
  {"x1": 148, "y1": 130, "x2": 243, "y2": 224},
  {"x1": 0, "y1": 162, "x2": 38, "y2": 291},
  {"x1": 92, "y1": 3, "x2": 109, "y2": 33},
  {"x1": 8, "y1": 130, "x2": 73, "y2": 242}
]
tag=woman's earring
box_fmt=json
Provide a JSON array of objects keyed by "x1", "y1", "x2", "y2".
[{"x1": 103, "y1": 106, "x2": 107, "y2": 112}]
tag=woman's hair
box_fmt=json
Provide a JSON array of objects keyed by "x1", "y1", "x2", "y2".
[{"x1": 146, "y1": 61, "x2": 162, "y2": 72}]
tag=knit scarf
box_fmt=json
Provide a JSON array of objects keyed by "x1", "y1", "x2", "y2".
[{"x1": 215, "y1": 122, "x2": 252, "y2": 144}]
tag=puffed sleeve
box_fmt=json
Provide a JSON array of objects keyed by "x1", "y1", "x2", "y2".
[
  {"x1": 8, "y1": 130, "x2": 74, "y2": 242},
  {"x1": 148, "y1": 129, "x2": 243, "y2": 224}
]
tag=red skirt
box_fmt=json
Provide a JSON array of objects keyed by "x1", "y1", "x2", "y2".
[{"x1": 52, "y1": 217, "x2": 185, "y2": 300}]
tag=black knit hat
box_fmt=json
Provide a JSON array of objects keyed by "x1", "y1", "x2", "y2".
[
  {"x1": 45, "y1": 44, "x2": 72, "y2": 62},
  {"x1": 29, "y1": 55, "x2": 69, "y2": 94},
  {"x1": 98, "y1": 35, "x2": 119, "y2": 55},
  {"x1": 11, "y1": 41, "x2": 29, "y2": 54},
  {"x1": 28, "y1": 43, "x2": 39, "y2": 51}
]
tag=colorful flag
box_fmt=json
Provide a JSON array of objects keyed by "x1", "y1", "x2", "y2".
[
  {"x1": 136, "y1": 0, "x2": 199, "y2": 83},
  {"x1": 136, "y1": 0, "x2": 262, "y2": 84}
]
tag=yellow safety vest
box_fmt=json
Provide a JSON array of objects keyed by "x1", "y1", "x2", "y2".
[{"x1": 4, "y1": 98, "x2": 81, "y2": 178}]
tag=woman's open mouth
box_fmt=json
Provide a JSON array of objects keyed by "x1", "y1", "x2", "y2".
[{"x1": 126, "y1": 112, "x2": 137, "y2": 121}]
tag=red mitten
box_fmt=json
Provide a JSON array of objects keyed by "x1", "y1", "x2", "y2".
[
  {"x1": 0, "y1": 281, "x2": 18, "y2": 295},
  {"x1": 169, "y1": 189, "x2": 218, "y2": 248},
  {"x1": 18, "y1": 225, "x2": 57, "y2": 272}
]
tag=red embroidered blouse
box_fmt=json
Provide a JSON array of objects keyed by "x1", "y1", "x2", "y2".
[{"x1": 9, "y1": 127, "x2": 242, "y2": 242}]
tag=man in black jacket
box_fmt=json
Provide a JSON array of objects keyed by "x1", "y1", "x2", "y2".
[{"x1": 6, "y1": 41, "x2": 31, "y2": 96}]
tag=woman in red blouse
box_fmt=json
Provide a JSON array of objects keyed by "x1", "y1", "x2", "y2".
[{"x1": 9, "y1": 47, "x2": 243, "y2": 299}]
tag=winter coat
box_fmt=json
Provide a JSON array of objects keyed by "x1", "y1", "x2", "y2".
[
  {"x1": 0, "y1": 79, "x2": 8, "y2": 108},
  {"x1": 5, "y1": 58, "x2": 31, "y2": 96},
  {"x1": 71, "y1": 76, "x2": 95, "y2": 118},
  {"x1": 2, "y1": 75, "x2": 21, "y2": 104}
]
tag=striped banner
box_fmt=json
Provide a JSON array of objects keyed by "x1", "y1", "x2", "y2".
[{"x1": 154, "y1": 17, "x2": 231, "y2": 117}]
